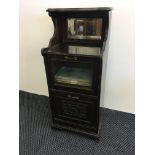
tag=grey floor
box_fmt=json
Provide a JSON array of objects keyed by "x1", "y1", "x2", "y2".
[{"x1": 19, "y1": 91, "x2": 135, "y2": 155}]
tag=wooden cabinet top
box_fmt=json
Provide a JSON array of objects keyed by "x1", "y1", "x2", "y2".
[{"x1": 47, "y1": 7, "x2": 112, "y2": 13}]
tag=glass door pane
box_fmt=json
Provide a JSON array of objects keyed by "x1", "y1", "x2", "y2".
[
  {"x1": 51, "y1": 61, "x2": 94, "y2": 90},
  {"x1": 55, "y1": 66, "x2": 93, "y2": 87}
]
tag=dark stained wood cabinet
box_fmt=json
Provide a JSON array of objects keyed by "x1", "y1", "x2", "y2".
[{"x1": 41, "y1": 7, "x2": 112, "y2": 138}]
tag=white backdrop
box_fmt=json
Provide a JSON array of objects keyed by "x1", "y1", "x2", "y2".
[{"x1": 19, "y1": 0, "x2": 134, "y2": 113}]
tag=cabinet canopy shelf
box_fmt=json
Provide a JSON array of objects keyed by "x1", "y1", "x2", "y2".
[
  {"x1": 46, "y1": 7, "x2": 112, "y2": 13},
  {"x1": 44, "y1": 7, "x2": 112, "y2": 51}
]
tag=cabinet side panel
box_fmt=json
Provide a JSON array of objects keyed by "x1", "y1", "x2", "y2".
[{"x1": 100, "y1": 12, "x2": 112, "y2": 107}]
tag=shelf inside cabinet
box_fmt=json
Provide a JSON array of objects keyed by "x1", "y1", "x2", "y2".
[
  {"x1": 48, "y1": 44, "x2": 102, "y2": 56},
  {"x1": 55, "y1": 66, "x2": 93, "y2": 87}
]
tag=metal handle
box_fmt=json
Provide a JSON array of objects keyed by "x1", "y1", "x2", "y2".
[
  {"x1": 67, "y1": 95, "x2": 79, "y2": 100},
  {"x1": 64, "y1": 56, "x2": 78, "y2": 61},
  {"x1": 74, "y1": 57, "x2": 78, "y2": 60}
]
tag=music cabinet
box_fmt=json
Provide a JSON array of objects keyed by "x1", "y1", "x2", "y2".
[{"x1": 41, "y1": 7, "x2": 112, "y2": 138}]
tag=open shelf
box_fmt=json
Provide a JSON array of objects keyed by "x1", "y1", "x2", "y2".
[{"x1": 49, "y1": 44, "x2": 102, "y2": 56}]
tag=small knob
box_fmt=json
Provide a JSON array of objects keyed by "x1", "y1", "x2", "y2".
[
  {"x1": 64, "y1": 56, "x2": 68, "y2": 59},
  {"x1": 68, "y1": 95, "x2": 72, "y2": 98},
  {"x1": 74, "y1": 57, "x2": 78, "y2": 61}
]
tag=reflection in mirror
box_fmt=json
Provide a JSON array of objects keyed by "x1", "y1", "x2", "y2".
[
  {"x1": 67, "y1": 18, "x2": 102, "y2": 40},
  {"x1": 68, "y1": 46, "x2": 101, "y2": 55}
]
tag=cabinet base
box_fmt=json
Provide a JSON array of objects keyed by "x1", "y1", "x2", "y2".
[{"x1": 51, "y1": 107, "x2": 103, "y2": 139}]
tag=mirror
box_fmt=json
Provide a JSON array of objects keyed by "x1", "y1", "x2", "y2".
[
  {"x1": 68, "y1": 46, "x2": 101, "y2": 55},
  {"x1": 67, "y1": 18, "x2": 102, "y2": 40}
]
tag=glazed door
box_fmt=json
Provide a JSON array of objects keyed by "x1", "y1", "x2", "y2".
[{"x1": 46, "y1": 54, "x2": 101, "y2": 95}]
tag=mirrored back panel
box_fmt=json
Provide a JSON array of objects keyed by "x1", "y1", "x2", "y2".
[
  {"x1": 67, "y1": 18, "x2": 102, "y2": 40},
  {"x1": 68, "y1": 46, "x2": 101, "y2": 56}
]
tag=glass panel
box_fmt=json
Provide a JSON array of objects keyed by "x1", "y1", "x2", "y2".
[
  {"x1": 67, "y1": 18, "x2": 102, "y2": 40},
  {"x1": 54, "y1": 65, "x2": 93, "y2": 88},
  {"x1": 68, "y1": 45, "x2": 101, "y2": 55},
  {"x1": 49, "y1": 45, "x2": 101, "y2": 56}
]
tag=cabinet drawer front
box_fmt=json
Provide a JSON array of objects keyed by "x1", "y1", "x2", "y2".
[{"x1": 50, "y1": 89, "x2": 98, "y2": 103}]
